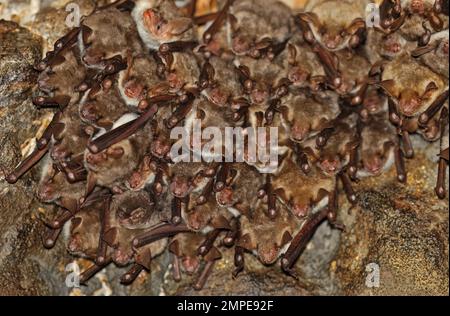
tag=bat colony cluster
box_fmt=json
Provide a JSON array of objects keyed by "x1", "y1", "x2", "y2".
[{"x1": 4, "y1": 0, "x2": 449, "y2": 290}]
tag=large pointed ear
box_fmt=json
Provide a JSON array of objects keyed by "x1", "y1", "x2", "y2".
[
  {"x1": 234, "y1": 202, "x2": 250, "y2": 218},
  {"x1": 348, "y1": 18, "x2": 366, "y2": 34},
  {"x1": 236, "y1": 233, "x2": 256, "y2": 251},
  {"x1": 169, "y1": 17, "x2": 192, "y2": 35},
  {"x1": 303, "y1": 146, "x2": 319, "y2": 161},
  {"x1": 279, "y1": 105, "x2": 290, "y2": 120},
  {"x1": 204, "y1": 246, "x2": 222, "y2": 261},
  {"x1": 383, "y1": 140, "x2": 395, "y2": 155},
  {"x1": 377, "y1": 79, "x2": 396, "y2": 98},
  {"x1": 168, "y1": 239, "x2": 182, "y2": 256}
]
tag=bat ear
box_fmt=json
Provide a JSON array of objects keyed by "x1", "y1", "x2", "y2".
[
  {"x1": 169, "y1": 17, "x2": 192, "y2": 35},
  {"x1": 280, "y1": 230, "x2": 293, "y2": 247},
  {"x1": 377, "y1": 79, "x2": 396, "y2": 98},
  {"x1": 237, "y1": 233, "x2": 256, "y2": 251}
]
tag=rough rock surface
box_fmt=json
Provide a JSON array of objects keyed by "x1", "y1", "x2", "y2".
[{"x1": 334, "y1": 150, "x2": 449, "y2": 296}]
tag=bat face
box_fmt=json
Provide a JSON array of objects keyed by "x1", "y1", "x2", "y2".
[
  {"x1": 80, "y1": 79, "x2": 129, "y2": 129},
  {"x1": 301, "y1": 113, "x2": 359, "y2": 176},
  {"x1": 169, "y1": 162, "x2": 214, "y2": 198},
  {"x1": 202, "y1": 57, "x2": 243, "y2": 107},
  {"x1": 133, "y1": 0, "x2": 193, "y2": 49},
  {"x1": 240, "y1": 198, "x2": 299, "y2": 265},
  {"x1": 81, "y1": 7, "x2": 143, "y2": 68},
  {"x1": 37, "y1": 46, "x2": 86, "y2": 101},
  {"x1": 50, "y1": 103, "x2": 92, "y2": 161},
  {"x1": 215, "y1": 163, "x2": 265, "y2": 216},
  {"x1": 5, "y1": 0, "x2": 449, "y2": 291},
  {"x1": 85, "y1": 116, "x2": 154, "y2": 189},
  {"x1": 300, "y1": 0, "x2": 368, "y2": 51},
  {"x1": 229, "y1": 0, "x2": 293, "y2": 56},
  {"x1": 281, "y1": 90, "x2": 340, "y2": 143},
  {"x1": 68, "y1": 198, "x2": 105, "y2": 258}
]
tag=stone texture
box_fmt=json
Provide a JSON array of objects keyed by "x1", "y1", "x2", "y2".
[
  {"x1": 162, "y1": 222, "x2": 340, "y2": 296},
  {"x1": 0, "y1": 19, "x2": 50, "y2": 296}
]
